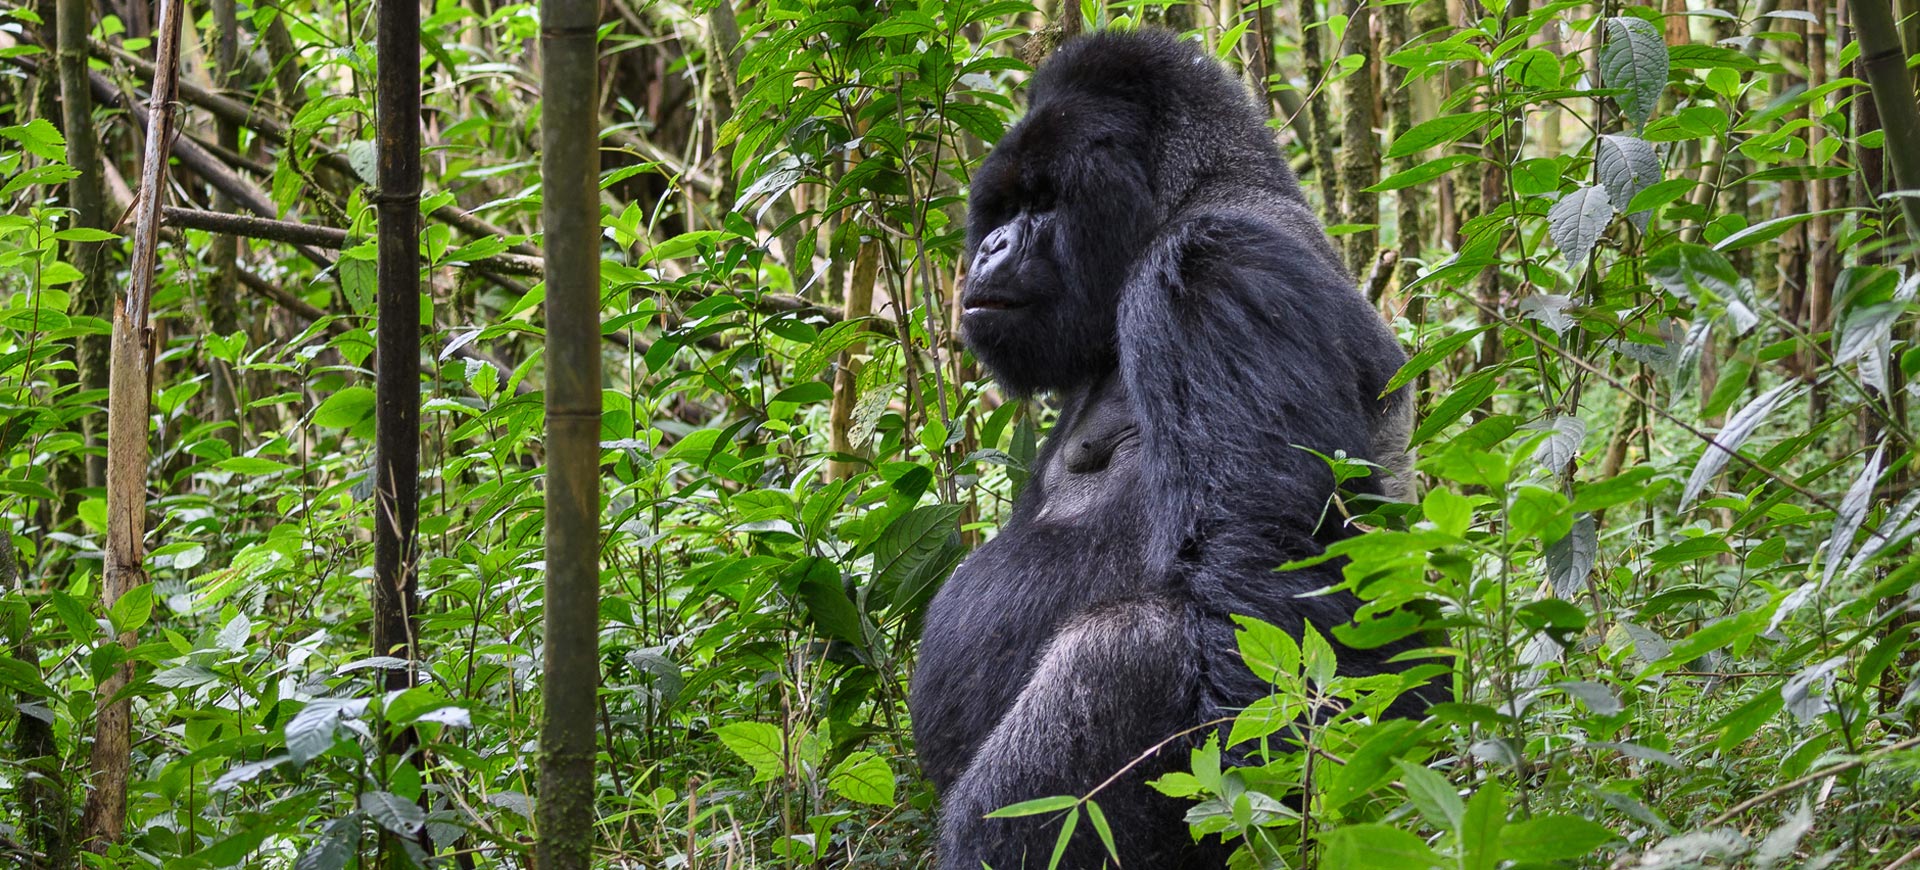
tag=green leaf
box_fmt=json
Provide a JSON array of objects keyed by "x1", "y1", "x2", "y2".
[
  {"x1": 1548, "y1": 185, "x2": 1612, "y2": 268},
  {"x1": 0, "y1": 118, "x2": 66, "y2": 160},
  {"x1": 313, "y1": 386, "x2": 376, "y2": 428},
  {"x1": 1713, "y1": 208, "x2": 1853, "y2": 251},
  {"x1": 1047, "y1": 806, "x2": 1079, "y2": 870},
  {"x1": 1387, "y1": 325, "x2": 1490, "y2": 393},
  {"x1": 985, "y1": 794, "x2": 1079, "y2": 818},
  {"x1": 1504, "y1": 48, "x2": 1561, "y2": 90},
  {"x1": 1394, "y1": 759, "x2": 1464, "y2": 829},
  {"x1": 217, "y1": 456, "x2": 299, "y2": 475},
  {"x1": 358, "y1": 791, "x2": 425, "y2": 836},
  {"x1": 1366, "y1": 155, "x2": 1478, "y2": 192},
  {"x1": 1085, "y1": 800, "x2": 1120, "y2": 863},
  {"x1": 295, "y1": 817, "x2": 360, "y2": 870},
  {"x1": 1386, "y1": 111, "x2": 1499, "y2": 159},
  {"x1": 714, "y1": 721, "x2": 788, "y2": 783},
  {"x1": 108, "y1": 583, "x2": 154, "y2": 635},
  {"x1": 1498, "y1": 815, "x2": 1618, "y2": 862},
  {"x1": 794, "y1": 558, "x2": 864, "y2": 644},
  {"x1": 1596, "y1": 134, "x2": 1661, "y2": 230},
  {"x1": 1600, "y1": 17, "x2": 1669, "y2": 128},
  {"x1": 1421, "y1": 487, "x2": 1472, "y2": 538},
  {"x1": 870, "y1": 503, "x2": 964, "y2": 609},
  {"x1": 1233, "y1": 615, "x2": 1300, "y2": 683},
  {"x1": 1322, "y1": 823, "x2": 1443, "y2": 869},
  {"x1": 1652, "y1": 609, "x2": 1766, "y2": 671},
  {"x1": 1458, "y1": 783, "x2": 1508, "y2": 870},
  {"x1": 826, "y1": 750, "x2": 896, "y2": 806},
  {"x1": 639, "y1": 230, "x2": 729, "y2": 265}
]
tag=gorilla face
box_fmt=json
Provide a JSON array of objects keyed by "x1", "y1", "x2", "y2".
[{"x1": 960, "y1": 104, "x2": 1158, "y2": 396}]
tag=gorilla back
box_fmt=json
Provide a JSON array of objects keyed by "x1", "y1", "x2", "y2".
[{"x1": 909, "y1": 30, "x2": 1442, "y2": 869}]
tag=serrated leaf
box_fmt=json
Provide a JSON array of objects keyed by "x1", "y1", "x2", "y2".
[
  {"x1": 1545, "y1": 515, "x2": 1598, "y2": 597},
  {"x1": 869, "y1": 504, "x2": 963, "y2": 609},
  {"x1": 359, "y1": 791, "x2": 425, "y2": 836},
  {"x1": 715, "y1": 721, "x2": 787, "y2": 783},
  {"x1": 1548, "y1": 185, "x2": 1612, "y2": 268},
  {"x1": 826, "y1": 750, "x2": 896, "y2": 806},
  {"x1": 1601, "y1": 17, "x2": 1669, "y2": 128},
  {"x1": 1597, "y1": 134, "x2": 1661, "y2": 230},
  {"x1": 1234, "y1": 615, "x2": 1301, "y2": 684},
  {"x1": 1531, "y1": 415, "x2": 1585, "y2": 472},
  {"x1": 285, "y1": 698, "x2": 369, "y2": 765},
  {"x1": 294, "y1": 817, "x2": 359, "y2": 870},
  {"x1": 1681, "y1": 382, "x2": 1798, "y2": 508}
]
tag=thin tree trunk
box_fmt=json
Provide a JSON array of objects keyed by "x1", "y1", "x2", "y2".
[
  {"x1": 1300, "y1": 0, "x2": 1337, "y2": 213},
  {"x1": 81, "y1": 0, "x2": 182, "y2": 851},
  {"x1": 57, "y1": 0, "x2": 110, "y2": 492},
  {"x1": 829, "y1": 241, "x2": 881, "y2": 481},
  {"x1": 374, "y1": 0, "x2": 424, "y2": 860},
  {"x1": 1852, "y1": 0, "x2": 1920, "y2": 236},
  {"x1": 5, "y1": 528, "x2": 69, "y2": 869},
  {"x1": 1339, "y1": 0, "x2": 1378, "y2": 277},
  {"x1": 537, "y1": 0, "x2": 604, "y2": 865},
  {"x1": 1384, "y1": 0, "x2": 1422, "y2": 297},
  {"x1": 1774, "y1": 0, "x2": 1811, "y2": 364},
  {"x1": 208, "y1": 0, "x2": 242, "y2": 448}
]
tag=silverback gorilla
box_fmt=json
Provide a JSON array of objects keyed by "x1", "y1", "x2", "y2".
[{"x1": 909, "y1": 30, "x2": 1443, "y2": 869}]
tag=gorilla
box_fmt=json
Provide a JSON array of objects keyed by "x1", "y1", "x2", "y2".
[{"x1": 908, "y1": 30, "x2": 1444, "y2": 869}]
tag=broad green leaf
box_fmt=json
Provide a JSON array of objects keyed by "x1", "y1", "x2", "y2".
[
  {"x1": 714, "y1": 721, "x2": 788, "y2": 783},
  {"x1": 826, "y1": 750, "x2": 896, "y2": 806},
  {"x1": 1458, "y1": 783, "x2": 1507, "y2": 870},
  {"x1": 313, "y1": 387, "x2": 376, "y2": 428},
  {"x1": 1596, "y1": 134, "x2": 1661, "y2": 230},
  {"x1": 359, "y1": 791, "x2": 425, "y2": 836},
  {"x1": 1322, "y1": 823, "x2": 1443, "y2": 869},
  {"x1": 299, "y1": 815, "x2": 366, "y2": 869},
  {"x1": 1367, "y1": 155, "x2": 1479, "y2": 192},
  {"x1": 1601, "y1": 17, "x2": 1669, "y2": 128},
  {"x1": 1386, "y1": 111, "x2": 1499, "y2": 159},
  {"x1": 1548, "y1": 185, "x2": 1612, "y2": 268},
  {"x1": 1498, "y1": 815, "x2": 1618, "y2": 862},
  {"x1": 1503, "y1": 47, "x2": 1561, "y2": 89},
  {"x1": 1394, "y1": 759, "x2": 1464, "y2": 829},
  {"x1": 1234, "y1": 614, "x2": 1301, "y2": 684}
]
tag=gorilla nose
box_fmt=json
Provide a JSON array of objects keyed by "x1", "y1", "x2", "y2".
[{"x1": 972, "y1": 223, "x2": 1017, "y2": 278}]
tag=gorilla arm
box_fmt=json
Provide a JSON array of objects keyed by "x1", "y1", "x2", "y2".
[{"x1": 1115, "y1": 208, "x2": 1413, "y2": 705}]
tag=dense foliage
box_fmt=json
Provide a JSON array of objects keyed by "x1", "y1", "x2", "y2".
[{"x1": 1, "y1": 0, "x2": 1918, "y2": 865}]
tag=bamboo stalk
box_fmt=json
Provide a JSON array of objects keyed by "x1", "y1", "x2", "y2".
[
  {"x1": 1851, "y1": 0, "x2": 1920, "y2": 236},
  {"x1": 80, "y1": 0, "x2": 182, "y2": 851},
  {"x1": 536, "y1": 0, "x2": 604, "y2": 863},
  {"x1": 56, "y1": 0, "x2": 109, "y2": 493}
]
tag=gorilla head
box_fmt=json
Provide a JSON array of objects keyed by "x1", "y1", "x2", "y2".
[{"x1": 960, "y1": 30, "x2": 1306, "y2": 396}]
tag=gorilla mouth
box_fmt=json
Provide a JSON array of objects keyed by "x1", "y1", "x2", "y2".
[{"x1": 961, "y1": 296, "x2": 1028, "y2": 315}]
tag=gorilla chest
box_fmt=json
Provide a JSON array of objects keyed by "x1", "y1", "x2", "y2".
[{"x1": 911, "y1": 384, "x2": 1155, "y2": 785}]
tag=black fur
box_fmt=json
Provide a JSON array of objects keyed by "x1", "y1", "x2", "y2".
[{"x1": 910, "y1": 30, "x2": 1441, "y2": 869}]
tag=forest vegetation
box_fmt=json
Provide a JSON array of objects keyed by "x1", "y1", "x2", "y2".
[{"x1": 0, "y1": 0, "x2": 1918, "y2": 865}]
